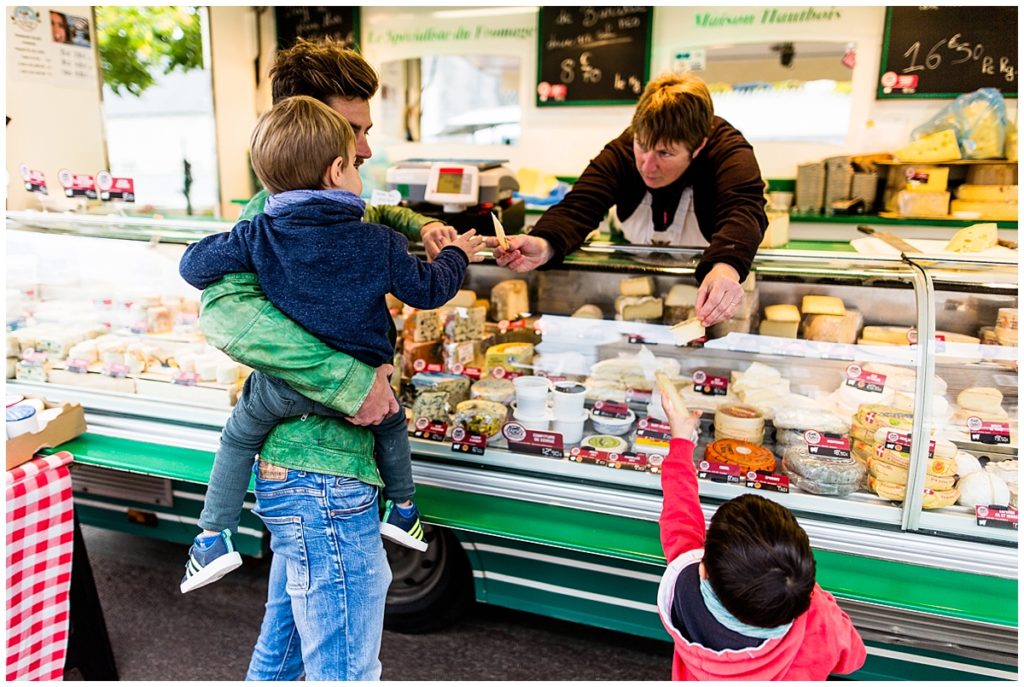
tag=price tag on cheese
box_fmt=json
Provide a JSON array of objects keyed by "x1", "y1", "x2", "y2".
[
  {"x1": 569, "y1": 447, "x2": 612, "y2": 466},
  {"x1": 65, "y1": 358, "x2": 91, "y2": 374},
  {"x1": 607, "y1": 451, "x2": 657, "y2": 472},
  {"x1": 967, "y1": 417, "x2": 1011, "y2": 445},
  {"x1": 502, "y1": 421, "x2": 564, "y2": 458},
  {"x1": 412, "y1": 417, "x2": 448, "y2": 442},
  {"x1": 803, "y1": 430, "x2": 851, "y2": 460},
  {"x1": 172, "y1": 371, "x2": 200, "y2": 386},
  {"x1": 975, "y1": 505, "x2": 1018, "y2": 530},
  {"x1": 450, "y1": 426, "x2": 486, "y2": 455},
  {"x1": 745, "y1": 471, "x2": 790, "y2": 493},
  {"x1": 637, "y1": 417, "x2": 672, "y2": 442},
  {"x1": 844, "y1": 364, "x2": 886, "y2": 394},
  {"x1": 692, "y1": 370, "x2": 728, "y2": 396},
  {"x1": 592, "y1": 400, "x2": 631, "y2": 419},
  {"x1": 103, "y1": 362, "x2": 130, "y2": 378},
  {"x1": 697, "y1": 459, "x2": 742, "y2": 483}
]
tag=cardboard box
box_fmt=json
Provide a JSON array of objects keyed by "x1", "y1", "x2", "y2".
[{"x1": 6, "y1": 399, "x2": 87, "y2": 470}]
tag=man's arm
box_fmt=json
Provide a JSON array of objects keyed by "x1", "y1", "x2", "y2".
[
  {"x1": 659, "y1": 438, "x2": 707, "y2": 562},
  {"x1": 199, "y1": 273, "x2": 395, "y2": 421},
  {"x1": 365, "y1": 204, "x2": 439, "y2": 242}
]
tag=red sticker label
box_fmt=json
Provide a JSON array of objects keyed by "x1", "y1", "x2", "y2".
[{"x1": 502, "y1": 422, "x2": 564, "y2": 458}]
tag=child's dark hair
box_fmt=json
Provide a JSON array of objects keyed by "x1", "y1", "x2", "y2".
[{"x1": 703, "y1": 494, "x2": 816, "y2": 628}]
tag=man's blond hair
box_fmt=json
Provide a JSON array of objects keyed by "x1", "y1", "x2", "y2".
[
  {"x1": 630, "y1": 73, "x2": 714, "y2": 153},
  {"x1": 250, "y1": 95, "x2": 355, "y2": 195}
]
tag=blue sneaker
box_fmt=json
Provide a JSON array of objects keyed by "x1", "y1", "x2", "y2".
[
  {"x1": 380, "y1": 501, "x2": 428, "y2": 552},
  {"x1": 180, "y1": 529, "x2": 243, "y2": 593}
]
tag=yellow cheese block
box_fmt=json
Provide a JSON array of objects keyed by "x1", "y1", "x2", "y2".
[
  {"x1": 949, "y1": 200, "x2": 1018, "y2": 221},
  {"x1": 944, "y1": 223, "x2": 999, "y2": 253},
  {"x1": 861, "y1": 325, "x2": 913, "y2": 344},
  {"x1": 801, "y1": 295, "x2": 846, "y2": 316},
  {"x1": 956, "y1": 185, "x2": 1018, "y2": 202},
  {"x1": 758, "y1": 319, "x2": 799, "y2": 338},
  {"x1": 619, "y1": 276, "x2": 656, "y2": 296},
  {"x1": 764, "y1": 304, "x2": 801, "y2": 322},
  {"x1": 895, "y1": 129, "x2": 962, "y2": 163},
  {"x1": 897, "y1": 189, "x2": 950, "y2": 218}
]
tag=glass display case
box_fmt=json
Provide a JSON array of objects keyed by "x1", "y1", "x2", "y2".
[{"x1": 5, "y1": 210, "x2": 1018, "y2": 679}]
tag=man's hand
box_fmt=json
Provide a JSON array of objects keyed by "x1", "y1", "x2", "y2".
[
  {"x1": 348, "y1": 364, "x2": 399, "y2": 426},
  {"x1": 695, "y1": 263, "x2": 743, "y2": 327},
  {"x1": 421, "y1": 222, "x2": 458, "y2": 261},
  {"x1": 484, "y1": 234, "x2": 554, "y2": 272}
]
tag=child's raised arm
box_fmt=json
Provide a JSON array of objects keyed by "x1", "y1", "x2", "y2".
[{"x1": 658, "y1": 389, "x2": 708, "y2": 561}]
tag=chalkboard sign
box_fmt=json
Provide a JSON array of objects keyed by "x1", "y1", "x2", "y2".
[
  {"x1": 275, "y1": 7, "x2": 360, "y2": 51},
  {"x1": 536, "y1": 7, "x2": 652, "y2": 107},
  {"x1": 878, "y1": 6, "x2": 1017, "y2": 99}
]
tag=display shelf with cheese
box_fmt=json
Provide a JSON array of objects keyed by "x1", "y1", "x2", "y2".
[{"x1": 5, "y1": 212, "x2": 1017, "y2": 679}]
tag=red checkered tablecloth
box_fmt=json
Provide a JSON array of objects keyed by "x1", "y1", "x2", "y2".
[{"x1": 6, "y1": 451, "x2": 75, "y2": 681}]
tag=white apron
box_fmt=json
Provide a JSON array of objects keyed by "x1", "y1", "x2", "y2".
[{"x1": 618, "y1": 187, "x2": 708, "y2": 248}]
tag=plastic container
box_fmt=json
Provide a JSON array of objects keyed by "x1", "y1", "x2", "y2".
[
  {"x1": 513, "y1": 375, "x2": 551, "y2": 416},
  {"x1": 552, "y1": 410, "x2": 588, "y2": 444},
  {"x1": 589, "y1": 407, "x2": 636, "y2": 436},
  {"x1": 453, "y1": 399, "x2": 508, "y2": 441},
  {"x1": 513, "y1": 406, "x2": 553, "y2": 432},
  {"x1": 552, "y1": 381, "x2": 587, "y2": 419}
]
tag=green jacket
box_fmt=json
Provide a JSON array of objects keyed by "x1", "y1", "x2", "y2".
[{"x1": 198, "y1": 197, "x2": 436, "y2": 483}]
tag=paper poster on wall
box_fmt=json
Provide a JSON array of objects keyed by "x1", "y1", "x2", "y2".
[{"x1": 7, "y1": 6, "x2": 97, "y2": 89}]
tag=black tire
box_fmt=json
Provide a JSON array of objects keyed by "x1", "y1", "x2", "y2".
[{"x1": 383, "y1": 524, "x2": 474, "y2": 634}]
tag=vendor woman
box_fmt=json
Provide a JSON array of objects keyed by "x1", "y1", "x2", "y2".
[{"x1": 491, "y1": 72, "x2": 767, "y2": 327}]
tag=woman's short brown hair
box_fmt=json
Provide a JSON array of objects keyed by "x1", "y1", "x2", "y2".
[
  {"x1": 249, "y1": 95, "x2": 355, "y2": 195},
  {"x1": 270, "y1": 38, "x2": 379, "y2": 104},
  {"x1": 630, "y1": 72, "x2": 714, "y2": 153}
]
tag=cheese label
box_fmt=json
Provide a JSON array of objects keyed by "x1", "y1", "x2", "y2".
[
  {"x1": 412, "y1": 417, "x2": 448, "y2": 442},
  {"x1": 103, "y1": 362, "x2": 130, "y2": 378},
  {"x1": 57, "y1": 169, "x2": 97, "y2": 199},
  {"x1": 19, "y1": 165, "x2": 47, "y2": 194},
  {"x1": 593, "y1": 400, "x2": 632, "y2": 419},
  {"x1": 96, "y1": 171, "x2": 136, "y2": 202},
  {"x1": 503, "y1": 421, "x2": 564, "y2": 458},
  {"x1": 636, "y1": 418, "x2": 672, "y2": 443},
  {"x1": 172, "y1": 371, "x2": 200, "y2": 386},
  {"x1": 490, "y1": 366, "x2": 523, "y2": 380},
  {"x1": 845, "y1": 364, "x2": 886, "y2": 394},
  {"x1": 975, "y1": 505, "x2": 1018, "y2": 530},
  {"x1": 692, "y1": 370, "x2": 728, "y2": 396},
  {"x1": 803, "y1": 430, "x2": 851, "y2": 460},
  {"x1": 413, "y1": 358, "x2": 444, "y2": 374},
  {"x1": 450, "y1": 426, "x2": 486, "y2": 456},
  {"x1": 698, "y1": 459, "x2": 742, "y2": 483},
  {"x1": 450, "y1": 363, "x2": 482, "y2": 380},
  {"x1": 65, "y1": 358, "x2": 91, "y2": 374},
  {"x1": 882, "y1": 430, "x2": 937, "y2": 457},
  {"x1": 607, "y1": 451, "x2": 656, "y2": 472},
  {"x1": 966, "y1": 417, "x2": 1011, "y2": 445},
  {"x1": 569, "y1": 447, "x2": 612, "y2": 466},
  {"x1": 745, "y1": 471, "x2": 790, "y2": 493},
  {"x1": 625, "y1": 388, "x2": 653, "y2": 404}
]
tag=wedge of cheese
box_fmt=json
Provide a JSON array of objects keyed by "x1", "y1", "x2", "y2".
[
  {"x1": 670, "y1": 317, "x2": 705, "y2": 345},
  {"x1": 615, "y1": 296, "x2": 663, "y2": 321},
  {"x1": 944, "y1": 223, "x2": 999, "y2": 253},
  {"x1": 895, "y1": 129, "x2": 962, "y2": 163}
]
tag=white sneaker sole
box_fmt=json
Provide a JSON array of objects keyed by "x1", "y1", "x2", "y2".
[
  {"x1": 380, "y1": 523, "x2": 428, "y2": 552},
  {"x1": 180, "y1": 551, "x2": 243, "y2": 594}
]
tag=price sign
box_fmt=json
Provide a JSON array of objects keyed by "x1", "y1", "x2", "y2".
[
  {"x1": 103, "y1": 362, "x2": 130, "y2": 378},
  {"x1": 697, "y1": 459, "x2": 742, "y2": 484},
  {"x1": 625, "y1": 387, "x2": 652, "y2": 404},
  {"x1": 413, "y1": 358, "x2": 444, "y2": 374},
  {"x1": 96, "y1": 171, "x2": 136, "y2": 202},
  {"x1": 502, "y1": 421, "x2": 564, "y2": 458},
  {"x1": 19, "y1": 164, "x2": 47, "y2": 194},
  {"x1": 57, "y1": 169, "x2": 97, "y2": 199},
  {"x1": 606, "y1": 451, "x2": 655, "y2": 473},
  {"x1": 976, "y1": 505, "x2": 1018, "y2": 530},
  {"x1": 804, "y1": 430, "x2": 852, "y2": 460},
  {"x1": 412, "y1": 416, "x2": 447, "y2": 442},
  {"x1": 450, "y1": 426, "x2": 486, "y2": 456},
  {"x1": 64, "y1": 358, "x2": 91, "y2": 374},
  {"x1": 172, "y1": 371, "x2": 200, "y2": 386},
  {"x1": 745, "y1": 471, "x2": 790, "y2": 493},
  {"x1": 844, "y1": 364, "x2": 886, "y2": 394},
  {"x1": 967, "y1": 417, "x2": 1011, "y2": 445},
  {"x1": 637, "y1": 418, "x2": 672, "y2": 442},
  {"x1": 569, "y1": 447, "x2": 612, "y2": 466},
  {"x1": 592, "y1": 400, "x2": 631, "y2": 419},
  {"x1": 692, "y1": 370, "x2": 728, "y2": 396}
]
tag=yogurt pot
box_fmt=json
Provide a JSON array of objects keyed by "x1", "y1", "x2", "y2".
[
  {"x1": 551, "y1": 410, "x2": 588, "y2": 444},
  {"x1": 552, "y1": 381, "x2": 588, "y2": 419},
  {"x1": 589, "y1": 407, "x2": 636, "y2": 436},
  {"x1": 513, "y1": 375, "x2": 552, "y2": 416}
]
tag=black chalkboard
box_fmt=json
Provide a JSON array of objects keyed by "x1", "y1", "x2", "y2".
[
  {"x1": 878, "y1": 6, "x2": 1017, "y2": 99},
  {"x1": 275, "y1": 6, "x2": 360, "y2": 51},
  {"x1": 536, "y1": 7, "x2": 652, "y2": 107}
]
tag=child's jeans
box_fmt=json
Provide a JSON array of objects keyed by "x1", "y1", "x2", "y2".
[{"x1": 198, "y1": 370, "x2": 414, "y2": 533}]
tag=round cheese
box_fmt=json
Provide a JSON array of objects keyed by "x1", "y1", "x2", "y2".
[{"x1": 705, "y1": 439, "x2": 776, "y2": 472}]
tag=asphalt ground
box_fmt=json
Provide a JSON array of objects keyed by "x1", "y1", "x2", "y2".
[{"x1": 65, "y1": 525, "x2": 673, "y2": 681}]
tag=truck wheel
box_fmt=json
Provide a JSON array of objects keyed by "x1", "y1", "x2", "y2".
[{"x1": 383, "y1": 524, "x2": 474, "y2": 633}]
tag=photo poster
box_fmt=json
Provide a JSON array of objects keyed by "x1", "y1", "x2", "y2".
[{"x1": 7, "y1": 6, "x2": 97, "y2": 89}]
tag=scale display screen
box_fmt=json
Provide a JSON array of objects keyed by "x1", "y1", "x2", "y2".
[{"x1": 436, "y1": 168, "x2": 465, "y2": 195}]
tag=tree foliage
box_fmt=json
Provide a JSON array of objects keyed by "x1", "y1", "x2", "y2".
[{"x1": 96, "y1": 6, "x2": 204, "y2": 97}]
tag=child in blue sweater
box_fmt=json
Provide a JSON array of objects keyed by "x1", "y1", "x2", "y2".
[{"x1": 177, "y1": 95, "x2": 483, "y2": 592}]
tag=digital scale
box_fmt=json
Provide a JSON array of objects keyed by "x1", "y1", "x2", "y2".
[{"x1": 385, "y1": 159, "x2": 525, "y2": 234}]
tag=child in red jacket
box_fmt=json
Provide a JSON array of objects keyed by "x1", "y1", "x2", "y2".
[{"x1": 656, "y1": 390, "x2": 866, "y2": 680}]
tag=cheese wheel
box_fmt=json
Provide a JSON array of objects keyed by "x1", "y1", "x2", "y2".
[
  {"x1": 801, "y1": 311, "x2": 862, "y2": 344},
  {"x1": 956, "y1": 386, "x2": 1004, "y2": 413},
  {"x1": 782, "y1": 445, "x2": 865, "y2": 485},
  {"x1": 572, "y1": 304, "x2": 604, "y2": 319},
  {"x1": 855, "y1": 404, "x2": 915, "y2": 432},
  {"x1": 871, "y1": 454, "x2": 957, "y2": 486},
  {"x1": 705, "y1": 439, "x2": 776, "y2": 473}
]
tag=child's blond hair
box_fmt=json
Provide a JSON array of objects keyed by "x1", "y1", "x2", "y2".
[{"x1": 250, "y1": 95, "x2": 355, "y2": 195}]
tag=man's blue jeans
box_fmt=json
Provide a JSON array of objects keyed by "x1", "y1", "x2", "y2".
[{"x1": 245, "y1": 462, "x2": 391, "y2": 681}]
